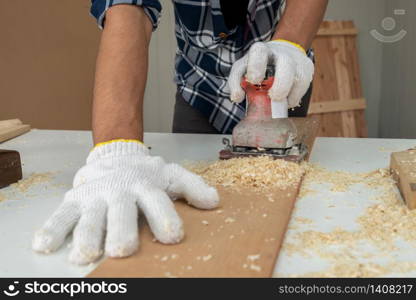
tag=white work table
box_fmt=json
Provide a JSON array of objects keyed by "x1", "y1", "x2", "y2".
[{"x1": 0, "y1": 130, "x2": 415, "y2": 277}]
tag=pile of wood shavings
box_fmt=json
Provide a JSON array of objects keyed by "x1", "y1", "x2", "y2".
[
  {"x1": 0, "y1": 192, "x2": 5, "y2": 202},
  {"x1": 184, "y1": 156, "x2": 305, "y2": 191},
  {"x1": 280, "y1": 166, "x2": 416, "y2": 277},
  {"x1": 11, "y1": 172, "x2": 54, "y2": 193}
]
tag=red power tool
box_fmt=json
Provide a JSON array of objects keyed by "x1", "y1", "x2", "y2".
[{"x1": 220, "y1": 69, "x2": 308, "y2": 162}]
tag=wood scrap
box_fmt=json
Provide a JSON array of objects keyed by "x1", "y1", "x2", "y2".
[
  {"x1": 0, "y1": 150, "x2": 22, "y2": 188},
  {"x1": 0, "y1": 119, "x2": 30, "y2": 143},
  {"x1": 390, "y1": 149, "x2": 416, "y2": 210}
]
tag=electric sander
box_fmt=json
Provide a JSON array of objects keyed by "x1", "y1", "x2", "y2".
[{"x1": 220, "y1": 67, "x2": 308, "y2": 162}]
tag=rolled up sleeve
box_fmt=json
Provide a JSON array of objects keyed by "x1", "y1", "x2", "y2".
[{"x1": 90, "y1": 0, "x2": 162, "y2": 31}]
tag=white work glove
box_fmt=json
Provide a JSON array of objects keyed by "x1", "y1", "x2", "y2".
[
  {"x1": 32, "y1": 140, "x2": 219, "y2": 265},
  {"x1": 228, "y1": 40, "x2": 314, "y2": 108}
]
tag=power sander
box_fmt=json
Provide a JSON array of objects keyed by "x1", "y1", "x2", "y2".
[{"x1": 220, "y1": 67, "x2": 308, "y2": 162}]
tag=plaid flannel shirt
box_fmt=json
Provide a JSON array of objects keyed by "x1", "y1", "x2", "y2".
[{"x1": 91, "y1": 0, "x2": 296, "y2": 133}]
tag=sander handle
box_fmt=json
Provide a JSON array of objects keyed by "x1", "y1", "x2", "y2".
[{"x1": 271, "y1": 99, "x2": 288, "y2": 119}]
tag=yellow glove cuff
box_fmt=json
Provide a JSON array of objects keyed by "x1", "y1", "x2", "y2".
[
  {"x1": 93, "y1": 139, "x2": 144, "y2": 151},
  {"x1": 272, "y1": 39, "x2": 307, "y2": 55}
]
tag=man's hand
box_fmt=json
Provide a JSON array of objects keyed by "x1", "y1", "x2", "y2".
[
  {"x1": 228, "y1": 40, "x2": 314, "y2": 108},
  {"x1": 32, "y1": 141, "x2": 219, "y2": 265},
  {"x1": 228, "y1": 0, "x2": 328, "y2": 109}
]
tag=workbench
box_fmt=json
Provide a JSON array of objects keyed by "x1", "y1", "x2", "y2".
[{"x1": 0, "y1": 130, "x2": 415, "y2": 277}]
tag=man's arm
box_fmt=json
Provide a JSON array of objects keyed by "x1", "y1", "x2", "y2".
[
  {"x1": 92, "y1": 5, "x2": 153, "y2": 144},
  {"x1": 273, "y1": 0, "x2": 328, "y2": 50}
]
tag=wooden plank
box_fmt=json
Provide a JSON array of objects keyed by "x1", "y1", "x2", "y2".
[
  {"x1": 292, "y1": 116, "x2": 320, "y2": 161},
  {"x1": 88, "y1": 117, "x2": 319, "y2": 278},
  {"x1": 308, "y1": 98, "x2": 367, "y2": 114},
  {"x1": 0, "y1": 124, "x2": 31, "y2": 143},
  {"x1": 332, "y1": 21, "x2": 357, "y2": 137},
  {"x1": 390, "y1": 150, "x2": 416, "y2": 210},
  {"x1": 344, "y1": 21, "x2": 368, "y2": 137},
  {"x1": 89, "y1": 185, "x2": 302, "y2": 278},
  {"x1": 317, "y1": 27, "x2": 358, "y2": 36},
  {"x1": 0, "y1": 119, "x2": 22, "y2": 129},
  {"x1": 309, "y1": 20, "x2": 367, "y2": 137},
  {"x1": 310, "y1": 21, "x2": 344, "y2": 137}
]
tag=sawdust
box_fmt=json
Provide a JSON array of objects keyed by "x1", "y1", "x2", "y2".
[
  {"x1": 10, "y1": 172, "x2": 54, "y2": 193},
  {"x1": 184, "y1": 156, "x2": 305, "y2": 191},
  {"x1": 185, "y1": 157, "x2": 415, "y2": 277},
  {"x1": 249, "y1": 264, "x2": 262, "y2": 272},
  {"x1": 293, "y1": 217, "x2": 314, "y2": 225},
  {"x1": 224, "y1": 217, "x2": 236, "y2": 224},
  {"x1": 202, "y1": 254, "x2": 213, "y2": 262},
  {"x1": 280, "y1": 166, "x2": 416, "y2": 277},
  {"x1": 247, "y1": 254, "x2": 261, "y2": 261}
]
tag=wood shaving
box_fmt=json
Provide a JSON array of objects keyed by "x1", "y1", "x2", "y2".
[
  {"x1": 184, "y1": 156, "x2": 305, "y2": 191},
  {"x1": 225, "y1": 217, "x2": 235, "y2": 223},
  {"x1": 201, "y1": 220, "x2": 209, "y2": 225},
  {"x1": 249, "y1": 264, "x2": 262, "y2": 272},
  {"x1": 10, "y1": 172, "x2": 53, "y2": 193},
  {"x1": 0, "y1": 193, "x2": 5, "y2": 202},
  {"x1": 202, "y1": 254, "x2": 213, "y2": 262},
  {"x1": 247, "y1": 254, "x2": 261, "y2": 262},
  {"x1": 164, "y1": 272, "x2": 177, "y2": 278},
  {"x1": 293, "y1": 217, "x2": 314, "y2": 225},
  {"x1": 281, "y1": 166, "x2": 416, "y2": 277}
]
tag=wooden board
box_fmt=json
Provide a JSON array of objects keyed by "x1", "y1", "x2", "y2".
[
  {"x1": 309, "y1": 21, "x2": 368, "y2": 138},
  {"x1": 390, "y1": 149, "x2": 416, "y2": 210},
  {"x1": 292, "y1": 115, "x2": 320, "y2": 161},
  {"x1": 0, "y1": 119, "x2": 31, "y2": 143},
  {"x1": 89, "y1": 118, "x2": 319, "y2": 278},
  {"x1": 88, "y1": 185, "x2": 301, "y2": 278}
]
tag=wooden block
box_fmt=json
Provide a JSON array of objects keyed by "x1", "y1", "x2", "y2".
[
  {"x1": 0, "y1": 119, "x2": 23, "y2": 129},
  {"x1": 390, "y1": 149, "x2": 416, "y2": 210},
  {"x1": 0, "y1": 124, "x2": 30, "y2": 143},
  {"x1": 0, "y1": 150, "x2": 22, "y2": 189}
]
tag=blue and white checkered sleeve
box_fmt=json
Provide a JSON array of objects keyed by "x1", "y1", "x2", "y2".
[{"x1": 90, "y1": 0, "x2": 162, "y2": 31}]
